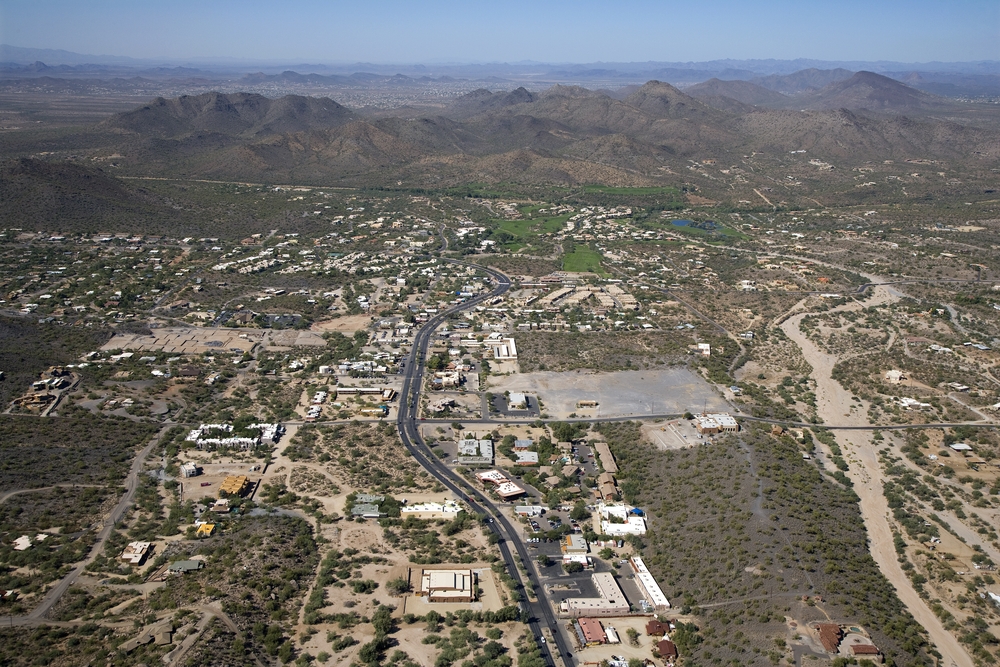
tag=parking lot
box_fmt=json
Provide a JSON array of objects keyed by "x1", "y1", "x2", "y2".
[{"x1": 488, "y1": 367, "x2": 730, "y2": 419}]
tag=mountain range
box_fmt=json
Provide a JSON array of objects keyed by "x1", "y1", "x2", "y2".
[{"x1": 0, "y1": 69, "x2": 995, "y2": 201}]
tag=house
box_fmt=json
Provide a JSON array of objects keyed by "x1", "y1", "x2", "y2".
[
  {"x1": 120, "y1": 541, "x2": 151, "y2": 565},
  {"x1": 195, "y1": 523, "x2": 216, "y2": 537},
  {"x1": 646, "y1": 620, "x2": 671, "y2": 636},
  {"x1": 179, "y1": 462, "x2": 201, "y2": 478},
  {"x1": 816, "y1": 623, "x2": 843, "y2": 652},
  {"x1": 884, "y1": 370, "x2": 905, "y2": 384},
  {"x1": 351, "y1": 503, "x2": 384, "y2": 519},
  {"x1": 656, "y1": 640, "x2": 678, "y2": 660},
  {"x1": 168, "y1": 560, "x2": 205, "y2": 574}
]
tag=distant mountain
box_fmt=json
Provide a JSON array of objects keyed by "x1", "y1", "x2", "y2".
[
  {"x1": 623, "y1": 80, "x2": 719, "y2": 119},
  {"x1": 102, "y1": 92, "x2": 355, "y2": 138},
  {"x1": 685, "y1": 79, "x2": 791, "y2": 109},
  {"x1": 445, "y1": 87, "x2": 538, "y2": 119},
  {"x1": 30, "y1": 79, "x2": 997, "y2": 189},
  {"x1": 752, "y1": 68, "x2": 855, "y2": 94},
  {"x1": 797, "y1": 71, "x2": 957, "y2": 112}
]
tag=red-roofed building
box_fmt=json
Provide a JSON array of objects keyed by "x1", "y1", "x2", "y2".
[{"x1": 656, "y1": 640, "x2": 678, "y2": 659}]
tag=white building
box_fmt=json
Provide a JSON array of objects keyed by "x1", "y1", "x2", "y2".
[
  {"x1": 598, "y1": 503, "x2": 647, "y2": 536},
  {"x1": 630, "y1": 557, "x2": 670, "y2": 611}
]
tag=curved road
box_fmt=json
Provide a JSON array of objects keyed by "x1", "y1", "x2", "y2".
[{"x1": 395, "y1": 261, "x2": 572, "y2": 667}]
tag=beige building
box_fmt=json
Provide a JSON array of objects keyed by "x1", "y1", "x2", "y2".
[{"x1": 419, "y1": 569, "x2": 477, "y2": 603}]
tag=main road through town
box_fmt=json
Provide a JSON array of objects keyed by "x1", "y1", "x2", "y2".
[{"x1": 396, "y1": 260, "x2": 573, "y2": 667}]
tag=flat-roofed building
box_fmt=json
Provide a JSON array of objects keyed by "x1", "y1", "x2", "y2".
[
  {"x1": 593, "y1": 442, "x2": 618, "y2": 473},
  {"x1": 562, "y1": 596, "x2": 630, "y2": 618},
  {"x1": 419, "y1": 569, "x2": 476, "y2": 603},
  {"x1": 630, "y1": 557, "x2": 670, "y2": 611},
  {"x1": 563, "y1": 534, "x2": 589, "y2": 555},
  {"x1": 400, "y1": 501, "x2": 462, "y2": 519},
  {"x1": 120, "y1": 541, "x2": 151, "y2": 565},
  {"x1": 592, "y1": 572, "x2": 622, "y2": 600}
]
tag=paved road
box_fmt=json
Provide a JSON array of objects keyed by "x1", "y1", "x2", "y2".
[
  {"x1": 8, "y1": 425, "x2": 170, "y2": 626},
  {"x1": 411, "y1": 413, "x2": 997, "y2": 431},
  {"x1": 395, "y1": 262, "x2": 572, "y2": 667}
]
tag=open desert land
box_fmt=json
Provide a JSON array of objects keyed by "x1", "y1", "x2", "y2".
[{"x1": 3, "y1": 48, "x2": 1000, "y2": 667}]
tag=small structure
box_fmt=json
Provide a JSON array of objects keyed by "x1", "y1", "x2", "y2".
[
  {"x1": 120, "y1": 541, "x2": 151, "y2": 565},
  {"x1": 419, "y1": 569, "x2": 476, "y2": 602},
  {"x1": 168, "y1": 560, "x2": 205, "y2": 574},
  {"x1": 884, "y1": 370, "x2": 905, "y2": 384}
]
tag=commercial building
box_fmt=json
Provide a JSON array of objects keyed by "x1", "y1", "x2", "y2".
[
  {"x1": 563, "y1": 534, "x2": 589, "y2": 555},
  {"x1": 630, "y1": 557, "x2": 670, "y2": 611},
  {"x1": 458, "y1": 439, "x2": 494, "y2": 462},
  {"x1": 515, "y1": 451, "x2": 539, "y2": 465},
  {"x1": 598, "y1": 503, "x2": 647, "y2": 536},
  {"x1": 400, "y1": 500, "x2": 462, "y2": 519},
  {"x1": 561, "y1": 571, "x2": 630, "y2": 618},
  {"x1": 578, "y1": 618, "x2": 607, "y2": 646},
  {"x1": 593, "y1": 442, "x2": 618, "y2": 473},
  {"x1": 508, "y1": 392, "x2": 528, "y2": 409},
  {"x1": 475, "y1": 470, "x2": 526, "y2": 500},
  {"x1": 419, "y1": 569, "x2": 476, "y2": 602},
  {"x1": 695, "y1": 413, "x2": 739, "y2": 434}
]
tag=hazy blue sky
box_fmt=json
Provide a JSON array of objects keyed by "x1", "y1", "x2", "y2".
[{"x1": 1, "y1": 0, "x2": 998, "y2": 64}]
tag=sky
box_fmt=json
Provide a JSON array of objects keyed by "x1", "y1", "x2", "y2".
[{"x1": 1, "y1": 0, "x2": 998, "y2": 65}]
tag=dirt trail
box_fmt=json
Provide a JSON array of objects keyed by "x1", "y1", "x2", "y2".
[{"x1": 781, "y1": 286, "x2": 974, "y2": 667}]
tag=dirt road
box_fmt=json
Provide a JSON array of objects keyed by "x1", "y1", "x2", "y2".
[{"x1": 781, "y1": 287, "x2": 974, "y2": 667}]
